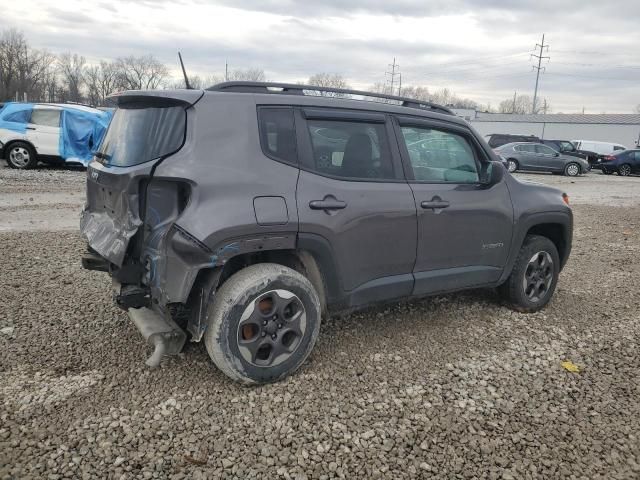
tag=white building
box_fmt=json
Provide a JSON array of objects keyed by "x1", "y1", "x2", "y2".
[{"x1": 450, "y1": 110, "x2": 640, "y2": 148}]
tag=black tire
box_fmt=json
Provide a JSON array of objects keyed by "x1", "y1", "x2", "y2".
[
  {"x1": 498, "y1": 235, "x2": 560, "y2": 313},
  {"x1": 564, "y1": 162, "x2": 580, "y2": 177},
  {"x1": 506, "y1": 158, "x2": 518, "y2": 173},
  {"x1": 618, "y1": 164, "x2": 631, "y2": 176},
  {"x1": 5, "y1": 141, "x2": 38, "y2": 169},
  {"x1": 204, "y1": 263, "x2": 321, "y2": 385},
  {"x1": 602, "y1": 168, "x2": 612, "y2": 175}
]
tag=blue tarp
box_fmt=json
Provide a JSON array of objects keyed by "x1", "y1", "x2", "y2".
[
  {"x1": 0, "y1": 102, "x2": 112, "y2": 166},
  {"x1": 0, "y1": 103, "x2": 33, "y2": 133},
  {"x1": 59, "y1": 108, "x2": 112, "y2": 166}
]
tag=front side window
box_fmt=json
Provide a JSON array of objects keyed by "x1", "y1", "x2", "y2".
[
  {"x1": 400, "y1": 126, "x2": 479, "y2": 183},
  {"x1": 559, "y1": 141, "x2": 575, "y2": 152},
  {"x1": 258, "y1": 107, "x2": 297, "y2": 165},
  {"x1": 535, "y1": 145, "x2": 556, "y2": 155},
  {"x1": 613, "y1": 145, "x2": 625, "y2": 151},
  {"x1": 97, "y1": 105, "x2": 185, "y2": 167},
  {"x1": 31, "y1": 109, "x2": 61, "y2": 127},
  {"x1": 306, "y1": 120, "x2": 394, "y2": 180}
]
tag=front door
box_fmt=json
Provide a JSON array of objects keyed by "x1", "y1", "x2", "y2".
[
  {"x1": 28, "y1": 107, "x2": 61, "y2": 156},
  {"x1": 535, "y1": 144, "x2": 562, "y2": 171},
  {"x1": 295, "y1": 109, "x2": 417, "y2": 307},
  {"x1": 394, "y1": 117, "x2": 513, "y2": 295}
]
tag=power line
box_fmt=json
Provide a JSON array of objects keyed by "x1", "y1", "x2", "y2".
[{"x1": 531, "y1": 33, "x2": 550, "y2": 114}]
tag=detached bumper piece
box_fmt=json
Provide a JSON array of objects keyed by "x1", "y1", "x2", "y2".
[
  {"x1": 128, "y1": 307, "x2": 187, "y2": 368},
  {"x1": 81, "y1": 252, "x2": 110, "y2": 272}
]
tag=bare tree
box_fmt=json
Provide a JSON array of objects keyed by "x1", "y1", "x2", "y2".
[
  {"x1": 57, "y1": 52, "x2": 86, "y2": 102},
  {"x1": 0, "y1": 29, "x2": 55, "y2": 101},
  {"x1": 498, "y1": 94, "x2": 533, "y2": 114},
  {"x1": 227, "y1": 68, "x2": 266, "y2": 82},
  {"x1": 306, "y1": 73, "x2": 350, "y2": 96},
  {"x1": 85, "y1": 61, "x2": 119, "y2": 105},
  {"x1": 115, "y1": 55, "x2": 169, "y2": 90}
]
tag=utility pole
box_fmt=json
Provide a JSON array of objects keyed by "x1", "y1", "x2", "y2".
[
  {"x1": 531, "y1": 34, "x2": 550, "y2": 114},
  {"x1": 398, "y1": 73, "x2": 402, "y2": 97},
  {"x1": 225, "y1": 60, "x2": 228, "y2": 81},
  {"x1": 386, "y1": 57, "x2": 400, "y2": 95},
  {"x1": 512, "y1": 91, "x2": 517, "y2": 113}
]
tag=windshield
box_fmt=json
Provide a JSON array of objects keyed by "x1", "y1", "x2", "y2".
[
  {"x1": 559, "y1": 141, "x2": 575, "y2": 152},
  {"x1": 96, "y1": 105, "x2": 186, "y2": 167}
]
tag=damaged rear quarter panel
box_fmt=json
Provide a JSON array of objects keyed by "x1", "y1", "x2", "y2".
[{"x1": 81, "y1": 162, "x2": 154, "y2": 266}]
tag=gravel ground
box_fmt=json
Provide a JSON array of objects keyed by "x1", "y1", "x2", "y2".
[{"x1": 1, "y1": 164, "x2": 639, "y2": 479}]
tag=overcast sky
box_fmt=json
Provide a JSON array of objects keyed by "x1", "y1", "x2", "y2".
[{"x1": 5, "y1": 0, "x2": 639, "y2": 112}]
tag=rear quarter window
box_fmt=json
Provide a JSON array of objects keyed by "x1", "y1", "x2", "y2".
[{"x1": 257, "y1": 107, "x2": 297, "y2": 165}]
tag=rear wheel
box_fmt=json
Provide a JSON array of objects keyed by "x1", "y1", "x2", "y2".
[
  {"x1": 618, "y1": 164, "x2": 631, "y2": 176},
  {"x1": 204, "y1": 263, "x2": 321, "y2": 385},
  {"x1": 5, "y1": 142, "x2": 38, "y2": 169},
  {"x1": 499, "y1": 235, "x2": 560, "y2": 313},
  {"x1": 507, "y1": 159, "x2": 518, "y2": 173},
  {"x1": 602, "y1": 168, "x2": 613, "y2": 175},
  {"x1": 564, "y1": 162, "x2": 580, "y2": 177}
]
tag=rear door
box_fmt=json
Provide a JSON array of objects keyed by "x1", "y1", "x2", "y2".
[
  {"x1": 516, "y1": 144, "x2": 539, "y2": 169},
  {"x1": 28, "y1": 107, "x2": 61, "y2": 156},
  {"x1": 631, "y1": 151, "x2": 640, "y2": 173},
  {"x1": 295, "y1": 108, "x2": 417, "y2": 306},
  {"x1": 394, "y1": 116, "x2": 513, "y2": 294}
]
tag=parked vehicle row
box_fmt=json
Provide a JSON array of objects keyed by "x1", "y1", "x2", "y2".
[{"x1": 487, "y1": 133, "x2": 639, "y2": 177}]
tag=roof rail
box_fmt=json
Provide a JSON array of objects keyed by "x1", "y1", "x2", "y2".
[{"x1": 207, "y1": 81, "x2": 453, "y2": 115}]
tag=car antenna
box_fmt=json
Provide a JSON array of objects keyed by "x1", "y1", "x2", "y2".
[{"x1": 178, "y1": 51, "x2": 192, "y2": 89}]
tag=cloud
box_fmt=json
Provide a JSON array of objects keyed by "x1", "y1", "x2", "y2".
[{"x1": 4, "y1": 0, "x2": 639, "y2": 112}]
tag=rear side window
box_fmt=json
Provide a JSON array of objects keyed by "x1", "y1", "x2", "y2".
[
  {"x1": 516, "y1": 144, "x2": 535, "y2": 153},
  {"x1": 258, "y1": 107, "x2": 297, "y2": 165},
  {"x1": 535, "y1": 145, "x2": 556, "y2": 155},
  {"x1": 31, "y1": 109, "x2": 61, "y2": 127},
  {"x1": 306, "y1": 120, "x2": 394, "y2": 180},
  {"x1": 2, "y1": 107, "x2": 31, "y2": 123},
  {"x1": 400, "y1": 126, "x2": 479, "y2": 183},
  {"x1": 97, "y1": 105, "x2": 185, "y2": 167}
]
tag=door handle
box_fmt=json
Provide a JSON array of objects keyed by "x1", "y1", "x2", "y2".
[
  {"x1": 25, "y1": 126, "x2": 36, "y2": 130},
  {"x1": 421, "y1": 200, "x2": 450, "y2": 210},
  {"x1": 309, "y1": 198, "x2": 347, "y2": 211}
]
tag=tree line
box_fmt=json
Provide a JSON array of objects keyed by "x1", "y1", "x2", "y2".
[{"x1": 1, "y1": 28, "x2": 554, "y2": 113}]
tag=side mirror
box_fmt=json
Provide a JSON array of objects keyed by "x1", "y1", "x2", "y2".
[
  {"x1": 554, "y1": 152, "x2": 560, "y2": 157},
  {"x1": 482, "y1": 161, "x2": 505, "y2": 186}
]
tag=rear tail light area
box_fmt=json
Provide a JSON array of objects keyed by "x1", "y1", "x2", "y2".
[
  {"x1": 602, "y1": 155, "x2": 616, "y2": 162},
  {"x1": 562, "y1": 193, "x2": 570, "y2": 205}
]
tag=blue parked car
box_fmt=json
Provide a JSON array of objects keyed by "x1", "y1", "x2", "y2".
[{"x1": 599, "y1": 149, "x2": 640, "y2": 176}]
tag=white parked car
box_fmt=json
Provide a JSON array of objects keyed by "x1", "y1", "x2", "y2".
[
  {"x1": 572, "y1": 140, "x2": 627, "y2": 157},
  {"x1": 0, "y1": 102, "x2": 111, "y2": 169}
]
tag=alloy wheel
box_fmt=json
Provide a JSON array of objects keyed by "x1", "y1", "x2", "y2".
[
  {"x1": 522, "y1": 251, "x2": 554, "y2": 303},
  {"x1": 619, "y1": 164, "x2": 631, "y2": 176},
  {"x1": 507, "y1": 160, "x2": 517, "y2": 173},
  {"x1": 565, "y1": 164, "x2": 579, "y2": 176},
  {"x1": 9, "y1": 146, "x2": 31, "y2": 168},
  {"x1": 237, "y1": 289, "x2": 306, "y2": 367}
]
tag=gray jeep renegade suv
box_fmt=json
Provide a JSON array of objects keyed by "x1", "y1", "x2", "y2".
[{"x1": 81, "y1": 82, "x2": 572, "y2": 384}]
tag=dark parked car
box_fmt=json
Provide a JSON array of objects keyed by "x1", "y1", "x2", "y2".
[
  {"x1": 81, "y1": 82, "x2": 573, "y2": 384},
  {"x1": 539, "y1": 139, "x2": 599, "y2": 166},
  {"x1": 486, "y1": 133, "x2": 539, "y2": 149},
  {"x1": 495, "y1": 142, "x2": 590, "y2": 176},
  {"x1": 600, "y1": 149, "x2": 640, "y2": 176}
]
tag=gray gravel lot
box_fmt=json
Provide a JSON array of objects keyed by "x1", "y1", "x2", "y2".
[{"x1": 1, "y1": 164, "x2": 639, "y2": 479}]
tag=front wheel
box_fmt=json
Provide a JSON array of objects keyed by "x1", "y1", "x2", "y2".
[
  {"x1": 618, "y1": 164, "x2": 631, "y2": 176},
  {"x1": 204, "y1": 263, "x2": 321, "y2": 385},
  {"x1": 498, "y1": 235, "x2": 560, "y2": 313},
  {"x1": 564, "y1": 162, "x2": 580, "y2": 177},
  {"x1": 5, "y1": 142, "x2": 38, "y2": 169}
]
